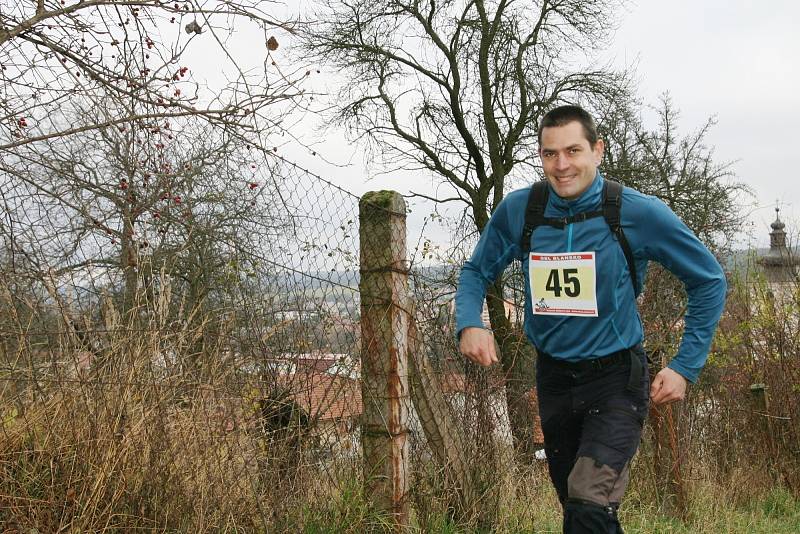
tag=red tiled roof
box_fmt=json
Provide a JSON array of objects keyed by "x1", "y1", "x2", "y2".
[{"x1": 277, "y1": 372, "x2": 362, "y2": 421}]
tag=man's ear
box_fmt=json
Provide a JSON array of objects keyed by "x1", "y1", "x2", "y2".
[{"x1": 594, "y1": 138, "x2": 605, "y2": 165}]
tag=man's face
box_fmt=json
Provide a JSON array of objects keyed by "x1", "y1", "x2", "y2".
[{"x1": 539, "y1": 121, "x2": 604, "y2": 200}]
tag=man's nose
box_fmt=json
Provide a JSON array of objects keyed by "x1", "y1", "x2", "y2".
[{"x1": 554, "y1": 153, "x2": 570, "y2": 170}]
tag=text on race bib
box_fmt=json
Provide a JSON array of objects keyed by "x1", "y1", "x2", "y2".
[{"x1": 529, "y1": 252, "x2": 598, "y2": 317}]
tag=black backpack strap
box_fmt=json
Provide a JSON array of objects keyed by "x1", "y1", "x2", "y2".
[
  {"x1": 521, "y1": 181, "x2": 608, "y2": 256},
  {"x1": 603, "y1": 180, "x2": 639, "y2": 295},
  {"x1": 520, "y1": 180, "x2": 550, "y2": 255}
]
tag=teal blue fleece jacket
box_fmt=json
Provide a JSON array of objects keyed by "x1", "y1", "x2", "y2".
[{"x1": 455, "y1": 173, "x2": 727, "y2": 383}]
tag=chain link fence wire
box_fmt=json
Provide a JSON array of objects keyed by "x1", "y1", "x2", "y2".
[
  {"x1": 0, "y1": 128, "x2": 544, "y2": 530},
  {"x1": 0, "y1": 135, "x2": 514, "y2": 530},
  {"x1": 0, "y1": 150, "x2": 371, "y2": 531}
]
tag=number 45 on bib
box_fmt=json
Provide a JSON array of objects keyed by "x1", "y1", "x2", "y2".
[{"x1": 529, "y1": 252, "x2": 598, "y2": 317}]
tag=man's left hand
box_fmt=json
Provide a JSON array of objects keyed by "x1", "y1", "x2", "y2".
[{"x1": 650, "y1": 367, "x2": 688, "y2": 405}]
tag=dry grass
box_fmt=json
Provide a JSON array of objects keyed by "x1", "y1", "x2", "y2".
[{"x1": 3, "y1": 263, "x2": 800, "y2": 532}]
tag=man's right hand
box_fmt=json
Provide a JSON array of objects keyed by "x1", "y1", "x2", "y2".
[{"x1": 459, "y1": 327, "x2": 499, "y2": 367}]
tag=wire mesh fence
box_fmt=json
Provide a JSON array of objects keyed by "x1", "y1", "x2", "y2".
[
  {"x1": 0, "y1": 154, "x2": 368, "y2": 531},
  {"x1": 0, "y1": 148, "x2": 523, "y2": 531}
]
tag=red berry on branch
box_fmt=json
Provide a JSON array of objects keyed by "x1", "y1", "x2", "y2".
[
  {"x1": 173, "y1": 196, "x2": 182, "y2": 205},
  {"x1": 249, "y1": 182, "x2": 259, "y2": 190}
]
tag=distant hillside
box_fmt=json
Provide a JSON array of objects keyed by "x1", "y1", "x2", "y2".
[{"x1": 723, "y1": 247, "x2": 799, "y2": 274}]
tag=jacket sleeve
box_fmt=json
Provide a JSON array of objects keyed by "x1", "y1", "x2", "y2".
[
  {"x1": 638, "y1": 197, "x2": 727, "y2": 383},
  {"x1": 455, "y1": 196, "x2": 522, "y2": 338}
]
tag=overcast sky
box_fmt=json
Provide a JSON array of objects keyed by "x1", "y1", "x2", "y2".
[
  {"x1": 185, "y1": 1, "x2": 798, "y2": 249},
  {"x1": 607, "y1": 0, "x2": 800, "y2": 246},
  {"x1": 273, "y1": 0, "x2": 798, "y2": 248}
]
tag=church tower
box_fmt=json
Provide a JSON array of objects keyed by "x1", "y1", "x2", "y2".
[{"x1": 757, "y1": 207, "x2": 798, "y2": 284}]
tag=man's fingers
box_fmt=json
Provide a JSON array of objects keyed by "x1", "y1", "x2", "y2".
[
  {"x1": 478, "y1": 342, "x2": 497, "y2": 367},
  {"x1": 649, "y1": 375, "x2": 663, "y2": 400},
  {"x1": 652, "y1": 385, "x2": 682, "y2": 405},
  {"x1": 652, "y1": 383, "x2": 672, "y2": 405},
  {"x1": 459, "y1": 327, "x2": 499, "y2": 367},
  {"x1": 486, "y1": 338, "x2": 498, "y2": 364},
  {"x1": 651, "y1": 367, "x2": 688, "y2": 405},
  {"x1": 463, "y1": 345, "x2": 493, "y2": 367}
]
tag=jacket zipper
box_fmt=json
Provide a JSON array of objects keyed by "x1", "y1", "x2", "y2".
[{"x1": 566, "y1": 205, "x2": 574, "y2": 252}]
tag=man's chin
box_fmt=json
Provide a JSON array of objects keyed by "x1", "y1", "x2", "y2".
[{"x1": 554, "y1": 186, "x2": 576, "y2": 199}]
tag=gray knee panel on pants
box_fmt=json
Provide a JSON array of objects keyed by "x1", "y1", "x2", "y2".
[{"x1": 567, "y1": 457, "x2": 631, "y2": 506}]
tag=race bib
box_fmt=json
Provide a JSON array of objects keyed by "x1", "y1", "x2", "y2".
[{"x1": 529, "y1": 252, "x2": 598, "y2": 316}]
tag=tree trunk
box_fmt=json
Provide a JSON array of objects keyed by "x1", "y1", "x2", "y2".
[
  {"x1": 486, "y1": 279, "x2": 538, "y2": 464},
  {"x1": 121, "y1": 215, "x2": 138, "y2": 315},
  {"x1": 407, "y1": 306, "x2": 479, "y2": 523}
]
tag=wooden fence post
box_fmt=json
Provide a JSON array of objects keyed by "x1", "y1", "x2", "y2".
[
  {"x1": 750, "y1": 383, "x2": 775, "y2": 453},
  {"x1": 359, "y1": 190, "x2": 410, "y2": 530}
]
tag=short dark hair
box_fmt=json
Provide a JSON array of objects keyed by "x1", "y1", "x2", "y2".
[{"x1": 537, "y1": 105, "x2": 599, "y2": 147}]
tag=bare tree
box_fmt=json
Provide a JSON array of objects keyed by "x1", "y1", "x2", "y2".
[
  {"x1": 0, "y1": 90, "x2": 295, "y2": 390},
  {"x1": 2, "y1": 103, "x2": 281, "y2": 300},
  {"x1": 1, "y1": 0, "x2": 308, "y2": 150},
  {"x1": 601, "y1": 94, "x2": 745, "y2": 250},
  {"x1": 302, "y1": 0, "x2": 630, "y2": 464},
  {"x1": 599, "y1": 94, "x2": 747, "y2": 370},
  {"x1": 0, "y1": 0, "x2": 313, "y2": 366}
]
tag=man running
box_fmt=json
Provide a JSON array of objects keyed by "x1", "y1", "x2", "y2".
[{"x1": 455, "y1": 105, "x2": 726, "y2": 533}]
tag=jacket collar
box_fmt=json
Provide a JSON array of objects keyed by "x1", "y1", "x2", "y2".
[{"x1": 547, "y1": 171, "x2": 603, "y2": 213}]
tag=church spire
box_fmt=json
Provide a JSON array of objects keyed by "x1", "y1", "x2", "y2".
[{"x1": 770, "y1": 206, "x2": 787, "y2": 250}]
